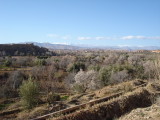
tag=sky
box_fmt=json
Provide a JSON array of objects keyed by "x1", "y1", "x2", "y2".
[{"x1": 0, "y1": 0, "x2": 160, "y2": 46}]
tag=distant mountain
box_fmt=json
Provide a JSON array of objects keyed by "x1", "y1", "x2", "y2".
[
  {"x1": 24, "y1": 42, "x2": 160, "y2": 50},
  {"x1": 33, "y1": 42, "x2": 83, "y2": 50},
  {"x1": 93, "y1": 46, "x2": 160, "y2": 50}
]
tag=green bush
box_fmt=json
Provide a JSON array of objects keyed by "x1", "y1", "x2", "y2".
[
  {"x1": 37, "y1": 56, "x2": 49, "y2": 59},
  {"x1": 88, "y1": 65, "x2": 100, "y2": 71},
  {"x1": 68, "y1": 62, "x2": 85, "y2": 72},
  {"x1": 35, "y1": 59, "x2": 46, "y2": 66},
  {"x1": 19, "y1": 77, "x2": 39, "y2": 109},
  {"x1": 98, "y1": 64, "x2": 135, "y2": 86},
  {"x1": 61, "y1": 95, "x2": 69, "y2": 101},
  {"x1": 99, "y1": 67, "x2": 112, "y2": 86},
  {"x1": 4, "y1": 60, "x2": 12, "y2": 67}
]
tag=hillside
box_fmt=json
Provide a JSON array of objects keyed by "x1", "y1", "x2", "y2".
[{"x1": 0, "y1": 44, "x2": 53, "y2": 56}]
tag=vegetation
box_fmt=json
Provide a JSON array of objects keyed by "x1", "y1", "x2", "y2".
[
  {"x1": 19, "y1": 77, "x2": 40, "y2": 109},
  {"x1": 1, "y1": 48, "x2": 160, "y2": 119},
  {"x1": 46, "y1": 92, "x2": 60, "y2": 104},
  {"x1": 0, "y1": 43, "x2": 53, "y2": 56}
]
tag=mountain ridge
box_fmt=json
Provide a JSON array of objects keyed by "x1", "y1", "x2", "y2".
[
  {"x1": 32, "y1": 42, "x2": 160, "y2": 50},
  {"x1": 2, "y1": 42, "x2": 160, "y2": 50}
]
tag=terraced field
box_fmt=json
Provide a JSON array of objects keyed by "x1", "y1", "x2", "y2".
[
  {"x1": 31, "y1": 80, "x2": 160, "y2": 120},
  {"x1": 1, "y1": 80, "x2": 160, "y2": 120}
]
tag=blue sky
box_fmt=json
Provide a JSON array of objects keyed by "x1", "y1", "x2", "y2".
[{"x1": 0, "y1": 0, "x2": 160, "y2": 46}]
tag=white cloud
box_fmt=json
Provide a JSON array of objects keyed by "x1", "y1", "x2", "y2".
[
  {"x1": 47, "y1": 34, "x2": 160, "y2": 41},
  {"x1": 121, "y1": 36, "x2": 145, "y2": 40},
  {"x1": 121, "y1": 35, "x2": 160, "y2": 40},
  {"x1": 47, "y1": 34, "x2": 71, "y2": 40},
  {"x1": 51, "y1": 42, "x2": 70, "y2": 45},
  {"x1": 121, "y1": 36, "x2": 134, "y2": 40},
  {"x1": 95, "y1": 37, "x2": 110, "y2": 40},
  {"x1": 117, "y1": 45, "x2": 131, "y2": 47},
  {"x1": 77, "y1": 35, "x2": 160, "y2": 40},
  {"x1": 77, "y1": 37, "x2": 92, "y2": 40},
  {"x1": 77, "y1": 36, "x2": 113, "y2": 40}
]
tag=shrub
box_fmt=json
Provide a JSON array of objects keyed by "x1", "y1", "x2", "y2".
[
  {"x1": 37, "y1": 56, "x2": 49, "y2": 59},
  {"x1": 46, "y1": 92, "x2": 60, "y2": 104},
  {"x1": 110, "y1": 70, "x2": 129, "y2": 83},
  {"x1": 124, "y1": 83, "x2": 134, "y2": 92},
  {"x1": 117, "y1": 55, "x2": 128, "y2": 64},
  {"x1": 19, "y1": 77, "x2": 40, "y2": 109},
  {"x1": 59, "y1": 56, "x2": 75, "y2": 69},
  {"x1": 73, "y1": 84, "x2": 86, "y2": 93},
  {"x1": 68, "y1": 62, "x2": 85, "y2": 72},
  {"x1": 154, "y1": 55, "x2": 160, "y2": 81},
  {"x1": 35, "y1": 59, "x2": 46, "y2": 66},
  {"x1": 61, "y1": 95, "x2": 69, "y2": 101},
  {"x1": 4, "y1": 60, "x2": 12, "y2": 67},
  {"x1": 88, "y1": 65, "x2": 100, "y2": 71},
  {"x1": 64, "y1": 73, "x2": 76, "y2": 90},
  {"x1": 103, "y1": 54, "x2": 119, "y2": 65},
  {"x1": 99, "y1": 67, "x2": 112, "y2": 85},
  {"x1": 143, "y1": 61, "x2": 155, "y2": 79},
  {"x1": 54, "y1": 70, "x2": 65, "y2": 80},
  {"x1": 74, "y1": 70, "x2": 100, "y2": 92},
  {"x1": 15, "y1": 57, "x2": 34, "y2": 67}
]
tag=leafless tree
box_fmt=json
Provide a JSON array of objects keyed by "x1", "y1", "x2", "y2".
[
  {"x1": 8, "y1": 71, "x2": 24, "y2": 90},
  {"x1": 103, "y1": 53, "x2": 119, "y2": 65},
  {"x1": 143, "y1": 61, "x2": 155, "y2": 80},
  {"x1": 74, "y1": 70, "x2": 101, "y2": 92},
  {"x1": 110, "y1": 70, "x2": 129, "y2": 83}
]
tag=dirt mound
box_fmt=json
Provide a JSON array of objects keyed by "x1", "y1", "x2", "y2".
[
  {"x1": 54, "y1": 88, "x2": 152, "y2": 120},
  {"x1": 119, "y1": 104, "x2": 160, "y2": 120}
]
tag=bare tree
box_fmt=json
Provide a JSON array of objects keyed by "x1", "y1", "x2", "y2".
[
  {"x1": 110, "y1": 70, "x2": 129, "y2": 83},
  {"x1": 7, "y1": 71, "x2": 24, "y2": 90},
  {"x1": 103, "y1": 53, "x2": 119, "y2": 65},
  {"x1": 74, "y1": 70, "x2": 101, "y2": 92},
  {"x1": 143, "y1": 61, "x2": 155, "y2": 80},
  {"x1": 117, "y1": 55, "x2": 127, "y2": 64}
]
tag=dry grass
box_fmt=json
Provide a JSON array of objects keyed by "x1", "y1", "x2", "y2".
[
  {"x1": 0, "y1": 80, "x2": 154, "y2": 120},
  {"x1": 66, "y1": 80, "x2": 141, "y2": 104},
  {"x1": 94, "y1": 79, "x2": 144, "y2": 98},
  {"x1": 4, "y1": 101, "x2": 21, "y2": 111},
  {"x1": 53, "y1": 87, "x2": 152, "y2": 120},
  {"x1": 146, "y1": 82, "x2": 160, "y2": 93},
  {"x1": 16, "y1": 104, "x2": 48, "y2": 120}
]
